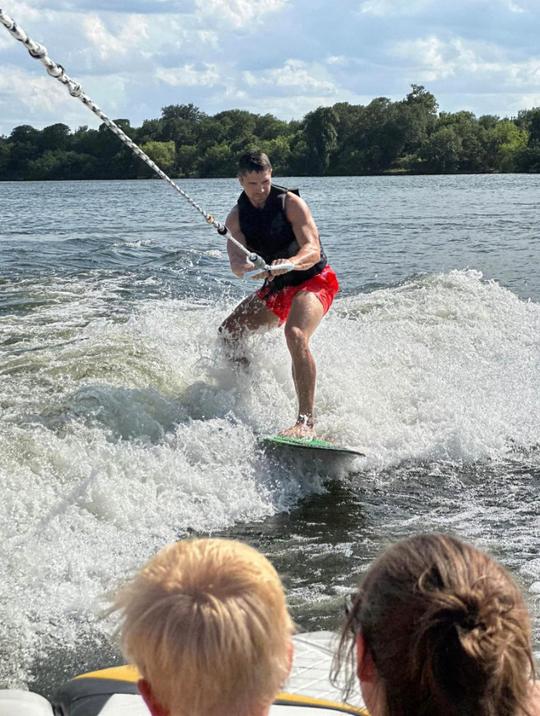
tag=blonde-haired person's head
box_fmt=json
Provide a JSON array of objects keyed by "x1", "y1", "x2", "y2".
[{"x1": 114, "y1": 538, "x2": 294, "y2": 716}]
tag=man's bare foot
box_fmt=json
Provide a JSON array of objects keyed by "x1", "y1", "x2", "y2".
[{"x1": 279, "y1": 415, "x2": 315, "y2": 439}]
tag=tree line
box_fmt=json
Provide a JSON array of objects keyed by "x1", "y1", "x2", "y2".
[{"x1": 1, "y1": 85, "x2": 540, "y2": 181}]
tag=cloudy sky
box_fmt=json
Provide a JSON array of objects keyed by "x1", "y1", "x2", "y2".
[{"x1": 1, "y1": 0, "x2": 540, "y2": 135}]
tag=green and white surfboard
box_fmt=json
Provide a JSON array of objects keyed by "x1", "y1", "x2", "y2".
[{"x1": 261, "y1": 434, "x2": 365, "y2": 458}]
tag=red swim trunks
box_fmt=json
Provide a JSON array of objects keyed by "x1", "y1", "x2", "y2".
[{"x1": 256, "y1": 265, "x2": 339, "y2": 324}]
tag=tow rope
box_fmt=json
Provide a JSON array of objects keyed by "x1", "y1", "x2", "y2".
[{"x1": 0, "y1": 7, "x2": 293, "y2": 275}]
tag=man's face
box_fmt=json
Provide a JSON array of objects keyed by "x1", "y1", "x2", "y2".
[{"x1": 239, "y1": 169, "x2": 272, "y2": 208}]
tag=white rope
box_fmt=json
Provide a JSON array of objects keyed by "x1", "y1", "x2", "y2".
[{"x1": 0, "y1": 7, "x2": 281, "y2": 271}]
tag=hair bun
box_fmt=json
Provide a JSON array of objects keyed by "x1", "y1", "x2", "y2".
[
  {"x1": 456, "y1": 609, "x2": 481, "y2": 632},
  {"x1": 454, "y1": 591, "x2": 484, "y2": 633}
]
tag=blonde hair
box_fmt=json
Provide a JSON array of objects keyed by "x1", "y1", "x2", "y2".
[
  {"x1": 114, "y1": 538, "x2": 293, "y2": 716},
  {"x1": 333, "y1": 534, "x2": 535, "y2": 716}
]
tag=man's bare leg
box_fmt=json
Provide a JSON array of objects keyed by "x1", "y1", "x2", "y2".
[
  {"x1": 280, "y1": 292, "x2": 325, "y2": 438},
  {"x1": 219, "y1": 293, "x2": 279, "y2": 368}
]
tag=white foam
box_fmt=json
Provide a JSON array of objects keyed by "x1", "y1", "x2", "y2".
[
  {"x1": 1, "y1": 268, "x2": 539, "y2": 686},
  {"x1": 328, "y1": 269, "x2": 540, "y2": 464}
]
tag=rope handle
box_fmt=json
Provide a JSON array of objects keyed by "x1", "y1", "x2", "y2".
[
  {"x1": 0, "y1": 8, "x2": 268, "y2": 271},
  {"x1": 244, "y1": 261, "x2": 296, "y2": 278}
]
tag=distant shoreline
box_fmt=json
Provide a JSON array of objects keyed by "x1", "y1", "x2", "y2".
[
  {"x1": 1, "y1": 87, "x2": 539, "y2": 180},
  {"x1": 3, "y1": 169, "x2": 540, "y2": 182}
]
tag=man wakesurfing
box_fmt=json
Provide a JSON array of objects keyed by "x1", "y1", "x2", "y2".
[{"x1": 219, "y1": 151, "x2": 339, "y2": 438}]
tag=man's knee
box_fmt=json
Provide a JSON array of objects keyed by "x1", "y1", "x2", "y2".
[
  {"x1": 219, "y1": 318, "x2": 239, "y2": 343},
  {"x1": 284, "y1": 324, "x2": 308, "y2": 351}
]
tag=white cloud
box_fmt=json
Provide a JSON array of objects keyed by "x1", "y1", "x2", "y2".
[
  {"x1": 0, "y1": 67, "x2": 67, "y2": 114},
  {"x1": 506, "y1": 58, "x2": 540, "y2": 87},
  {"x1": 516, "y1": 93, "x2": 540, "y2": 110},
  {"x1": 392, "y1": 36, "x2": 459, "y2": 80},
  {"x1": 359, "y1": 0, "x2": 430, "y2": 17},
  {"x1": 0, "y1": 32, "x2": 11, "y2": 51},
  {"x1": 82, "y1": 14, "x2": 149, "y2": 60},
  {"x1": 504, "y1": 0, "x2": 539, "y2": 11},
  {"x1": 0, "y1": 66, "x2": 100, "y2": 132},
  {"x1": 82, "y1": 74, "x2": 132, "y2": 116},
  {"x1": 0, "y1": 3, "x2": 46, "y2": 50},
  {"x1": 220, "y1": 86, "x2": 248, "y2": 102},
  {"x1": 326, "y1": 55, "x2": 347, "y2": 66},
  {"x1": 156, "y1": 63, "x2": 220, "y2": 87},
  {"x1": 228, "y1": 86, "x2": 372, "y2": 121},
  {"x1": 392, "y1": 35, "x2": 540, "y2": 91},
  {"x1": 243, "y1": 59, "x2": 336, "y2": 96},
  {"x1": 175, "y1": 28, "x2": 219, "y2": 49},
  {"x1": 160, "y1": 21, "x2": 219, "y2": 51},
  {"x1": 59, "y1": 14, "x2": 220, "y2": 77},
  {"x1": 194, "y1": 0, "x2": 287, "y2": 28},
  {"x1": 2, "y1": 0, "x2": 540, "y2": 132},
  {"x1": 1, "y1": 2, "x2": 41, "y2": 24}
]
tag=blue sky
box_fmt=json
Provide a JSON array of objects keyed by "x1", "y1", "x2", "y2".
[{"x1": 1, "y1": 0, "x2": 540, "y2": 135}]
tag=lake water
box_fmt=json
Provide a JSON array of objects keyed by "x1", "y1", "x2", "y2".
[{"x1": 1, "y1": 174, "x2": 539, "y2": 696}]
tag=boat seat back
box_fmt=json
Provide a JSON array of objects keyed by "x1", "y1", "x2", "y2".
[{"x1": 96, "y1": 694, "x2": 359, "y2": 714}]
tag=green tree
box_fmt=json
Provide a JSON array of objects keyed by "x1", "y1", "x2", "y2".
[
  {"x1": 197, "y1": 116, "x2": 226, "y2": 149},
  {"x1": 0, "y1": 138, "x2": 11, "y2": 178},
  {"x1": 26, "y1": 150, "x2": 62, "y2": 179},
  {"x1": 288, "y1": 130, "x2": 311, "y2": 175},
  {"x1": 175, "y1": 144, "x2": 198, "y2": 176},
  {"x1": 8, "y1": 124, "x2": 40, "y2": 177},
  {"x1": 489, "y1": 120, "x2": 528, "y2": 171},
  {"x1": 254, "y1": 113, "x2": 291, "y2": 140},
  {"x1": 259, "y1": 136, "x2": 292, "y2": 175},
  {"x1": 136, "y1": 118, "x2": 162, "y2": 144},
  {"x1": 140, "y1": 140, "x2": 176, "y2": 174},
  {"x1": 4, "y1": 91, "x2": 540, "y2": 180},
  {"x1": 436, "y1": 111, "x2": 485, "y2": 171},
  {"x1": 230, "y1": 134, "x2": 260, "y2": 156},
  {"x1": 213, "y1": 110, "x2": 257, "y2": 143},
  {"x1": 160, "y1": 103, "x2": 205, "y2": 144},
  {"x1": 302, "y1": 106, "x2": 338, "y2": 174},
  {"x1": 10, "y1": 125, "x2": 40, "y2": 144},
  {"x1": 514, "y1": 107, "x2": 540, "y2": 171},
  {"x1": 398, "y1": 85, "x2": 439, "y2": 161},
  {"x1": 327, "y1": 102, "x2": 366, "y2": 174},
  {"x1": 196, "y1": 142, "x2": 235, "y2": 177},
  {"x1": 71, "y1": 127, "x2": 101, "y2": 160},
  {"x1": 516, "y1": 107, "x2": 540, "y2": 142},
  {"x1": 353, "y1": 98, "x2": 406, "y2": 173},
  {"x1": 478, "y1": 114, "x2": 500, "y2": 131},
  {"x1": 515, "y1": 140, "x2": 540, "y2": 172},
  {"x1": 39, "y1": 123, "x2": 71, "y2": 151},
  {"x1": 419, "y1": 126, "x2": 462, "y2": 172},
  {"x1": 92, "y1": 121, "x2": 139, "y2": 178}
]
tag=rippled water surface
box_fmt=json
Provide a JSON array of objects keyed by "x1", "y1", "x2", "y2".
[{"x1": 1, "y1": 174, "x2": 539, "y2": 695}]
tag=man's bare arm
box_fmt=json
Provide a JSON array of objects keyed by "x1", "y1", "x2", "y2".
[
  {"x1": 225, "y1": 206, "x2": 256, "y2": 277},
  {"x1": 278, "y1": 193, "x2": 321, "y2": 271}
]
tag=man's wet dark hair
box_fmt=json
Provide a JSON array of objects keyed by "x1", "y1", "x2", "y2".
[{"x1": 237, "y1": 151, "x2": 272, "y2": 176}]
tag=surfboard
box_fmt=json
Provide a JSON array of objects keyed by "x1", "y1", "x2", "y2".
[{"x1": 261, "y1": 435, "x2": 365, "y2": 457}]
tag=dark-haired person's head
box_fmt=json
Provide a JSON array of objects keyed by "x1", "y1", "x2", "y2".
[
  {"x1": 237, "y1": 151, "x2": 273, "y2": 208},
  {"x1": 114, "y1": 538, "x2": 294, "y2": 716},
  {"x1": 334, "y1": 533, "x2": 538, "y2": 716},
  {"x1": 237, "y1": 151, "x2": 272, "y2": 176}
]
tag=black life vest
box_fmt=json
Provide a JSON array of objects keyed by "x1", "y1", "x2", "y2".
[{"x1": 237, "y1": 183, "x2": 327, "y2": 290}]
